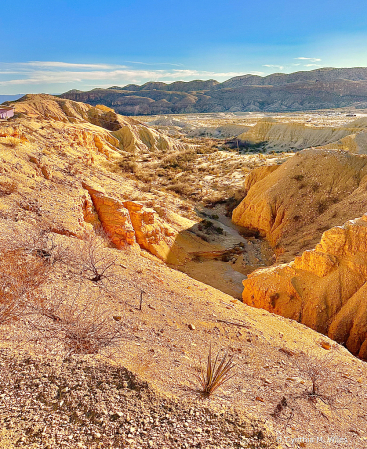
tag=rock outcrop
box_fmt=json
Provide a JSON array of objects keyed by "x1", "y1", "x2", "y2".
[
  {"x1": 236, "y1": 117, "x2": 367, "y2": 153},
  {"x1": 232, "y1": 149, "x2": 367, "y2": 262},
  {"x1": 82, "y1": 182, "x2": 185, "y2": 261},
  {"x1": 242, "y1": 214, "x2": 367, "y2": 359}
]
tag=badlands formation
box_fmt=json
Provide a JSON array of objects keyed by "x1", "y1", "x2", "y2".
[{"x1": 0, "y1": 94, "x2": 367, "y2": 447}]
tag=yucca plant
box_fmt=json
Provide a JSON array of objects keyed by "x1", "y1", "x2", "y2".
[{"x1": 195, "y1": 346, "x2": 236, "y2": 397}]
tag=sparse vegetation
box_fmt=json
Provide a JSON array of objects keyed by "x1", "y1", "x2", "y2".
[
  {"x1": 29, "y1": 291, "x2": 123, "y2": 354},
  {"x1": 194, "y1": 346, "x2": 235, "y2": 397},
  {"x1": 60, "y1": 234, "x2": 126, "y2": 290}
]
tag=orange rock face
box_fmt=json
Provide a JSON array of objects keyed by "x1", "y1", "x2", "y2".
[
  {"x1": 123, "y1": 201, "x2": 176, "y2": 260},
  {"x1": 242, "y1": 215, "x2": 367, "y2": 359},
  {"x1": 82, "y1": 183, "x2": 177, "y2": 260}
]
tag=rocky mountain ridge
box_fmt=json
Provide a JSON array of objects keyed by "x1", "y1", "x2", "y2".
[{"x1": 60, "y1": 67, "x2": 367, "y2": 115}]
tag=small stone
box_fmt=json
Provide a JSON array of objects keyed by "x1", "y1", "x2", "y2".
[
  {"x1": 122, "y1": 381, "x2": 129, "y2": 388},
  {"x1": 320, "y1": 341, "x2": 331, "y2": 350},
  {"x1": 188, "y1": 324, "x2": 196, "y2": 330},
  {"x1": 94, "y1": 432, "x2": 101, "y2": 439}
]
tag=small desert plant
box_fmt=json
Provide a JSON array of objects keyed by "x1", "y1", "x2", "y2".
[
  {"x1": 194, "y1": 346, "x2": 235, "y2": 397},
  {"x1": 119, "y1": 159, "x2": 138, "y2": 174}
]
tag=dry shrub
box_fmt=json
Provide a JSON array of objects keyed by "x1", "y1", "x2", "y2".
[
  {"x1": 271, "y1": 348, "x2": 356, "y2": 425},
  {"x1": 29, "y1": 290, "x2": 123, "y2": 355},
  {"x1": 161, "y1": 149, "x2": 198, "y2": 170},
  {"x1": 0, "y1": 250, "x2": 50, "y2": 324},
  {"x1": 119, "y1": 159, "x2": 138, "y2": 174},
  {"x1": 166, "y1": 182, "x2": 196, "y2": 197},
  {"x1": 60, "y1": 234, "x2": 126, "y2": 292}
]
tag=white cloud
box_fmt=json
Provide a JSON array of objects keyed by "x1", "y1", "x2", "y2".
[
  {"x1": 124, "y1": 61, "x2": 184, "y2": 67},
  {"x1": 304, "y1": 64, "x2": 322, "y2": 67},
  {"x1": 0, "y1": 61, "x2": 247, "y2": 88},
  {"x1": 263, "y1": 64, "x2": 284, "y2": 70},
  {"x1": 21, "y1": 61, "x2": 127, "y2": 70},
  {"x1": 295, "y1": 57, "x2": 321, "y2": 62}
]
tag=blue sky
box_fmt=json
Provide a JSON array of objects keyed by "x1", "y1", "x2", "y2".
[{"x1": 1, "y1": 0, "x2": 367, "y2": 94}]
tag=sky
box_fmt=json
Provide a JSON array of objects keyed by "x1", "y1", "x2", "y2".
[{"x1": 1, "y1": 0, "x2": 367, "y2": 94}]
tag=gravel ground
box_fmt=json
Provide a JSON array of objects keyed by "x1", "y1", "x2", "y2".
[{"x1": 0, "y1": 349, "x2": 278, "y2": 449}]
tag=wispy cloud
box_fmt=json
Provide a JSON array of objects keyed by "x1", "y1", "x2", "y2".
[
  {"x1": 263, "y1": 64, "x2": 284, "y2": 70},
  {"x1": 124, "y1": 61, "x2": 184, "y2": 67},
  {"x1": 0, "y1": 61, "x2": 247, "y2": 88},
  {"x1": 304, "y1": 63, "x2": 322, "y2": 67},
  {"x1": 19, "y1": 61, "x2": 128, "y2": 70},
  {"x1": 295, "y1": 57, "x2": 321, "y2": 62}
]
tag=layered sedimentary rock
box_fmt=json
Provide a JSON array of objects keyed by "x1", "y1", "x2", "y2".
[
  {"x1": 232, "y1": 149, "x2": 367, "y2": 262},
  {"x1": 236, "y1": 117, "x2": 367, "y2": 153},
  {"x1": 242, "y1": 215, "x2": 367, "y2": 359},
  {"x1": 82, "y1": 183, "x2": 137, "y2": 248},
  {"x1": 82, "y1": 182, "x2": 179, "y2": 261},
  {"x1": 12, "y1": 94, "x2": 190, "y2": 156},
  {"x1": 113, "y1": 123, "x2": 187, "y2": 154},
  {"x1": 123, "y1": 201, "x2": 176, "y2": 260}
]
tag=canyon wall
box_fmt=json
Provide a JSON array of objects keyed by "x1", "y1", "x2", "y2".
[{"x1": 242, "y1": 215, "x2": 367, "y2": 359}]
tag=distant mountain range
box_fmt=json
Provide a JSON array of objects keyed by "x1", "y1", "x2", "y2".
[
  {"x1": 60, "y1": 67, "x2": 367, "y2": 115},
  {"x1": 0, "y1": 94, "x2": 24, "y2": 105}
]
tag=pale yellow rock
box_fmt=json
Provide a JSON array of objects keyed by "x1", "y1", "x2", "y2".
[
  {"x1": 233, "y1": 148, "x2": 367, "y2": 261},
  {"x1": 237, "y1": 117, "x2": 367, "y2": 153}
]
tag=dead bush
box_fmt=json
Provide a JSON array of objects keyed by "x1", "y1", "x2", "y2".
[
  {"x1": 0, "y1": 223, "x2": 67, "y2": 266},
  {"x1": 0, "y1": 249, "x2": 50, "y2": 324},
  {"x1": 271, "y1": 349, "x2": 355, "y2": 425},
  {"x1": 60, "y1": 234, "x2": 126, "y2": 292},
  {"x1": 29, "y1": 291, "x2": 124, "y2": 355}
]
